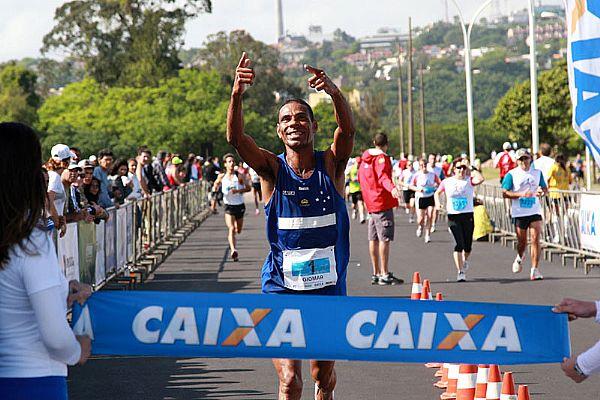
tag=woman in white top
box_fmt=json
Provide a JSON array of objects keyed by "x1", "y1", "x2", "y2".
[
  {"x1": 409, "y1": 158, "x2": 441, "y2": 243},
  {"x1": 212, "y1": 154, "x2": 251, "y2": 261},
  {"x1": 434, "y1": 158, "x2": 485, "y2": 281},
  {"x1": 0, "y1": 123, "x2": 91, "y2": 400}
]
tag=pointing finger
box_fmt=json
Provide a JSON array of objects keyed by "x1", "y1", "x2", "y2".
[{"x1": 237, "y1": 52, "x2": 248, "y2": 68}]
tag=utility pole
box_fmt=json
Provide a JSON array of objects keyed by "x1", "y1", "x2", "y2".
[
  {"x1": 407, "y1": 17, "x2": 414, "y2": 157},
  {"x1": 419, "y1": 65, "x2": 426, "y2": 156},
  {"x1": 396, "y1": 44, "x2": 405, "y2": 155}
]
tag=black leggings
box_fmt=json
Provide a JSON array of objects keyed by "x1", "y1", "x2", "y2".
[{"x1": 447, "y1": 212, "x2": 474, "y2": 253}]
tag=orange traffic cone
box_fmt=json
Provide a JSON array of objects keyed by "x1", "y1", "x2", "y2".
[
  {"x1": 474, "y1": 364, "x2": 489, "y2": 400},
  {"x1": 456, "y1": 364, "x2": 477, "y2": 400},
  {"x1": 422, "y1": 279, "x2": 433, "y2": 300},
  {"x1": 411, "y1": 271, "x2": 422, "y2": 299},
  {"x1": 441, "y1": 363, "x2": 460, "y2": 399},
  {"x1": 501, "y1": 372, "x2": 517, "y2": 400},
  {"x1": 485, "y1": 365, "x2": 502, "y2": 400},
  {"x1": 421, "y1": 284, "x2": 431, "y2": 301},
  {"x1": 436, "y1": 292, "x2": 443, "y2": 301},
  {"x1": 517, "y1": 385, "x2": 530, "y2": 400},
  {"x1": 434, "y1": 363, "x2": 450, "y2": 389}
]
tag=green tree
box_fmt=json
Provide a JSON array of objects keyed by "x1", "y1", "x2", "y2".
[
  {"x1": 493, "y1": 60, "x2": 574, "y2": 150},
  {"x1": 0, "y1": 62, "x2": 41, "y2": 125},
  {"x1": 42, "y1": 0, "x2": 211, "y2": 87}
]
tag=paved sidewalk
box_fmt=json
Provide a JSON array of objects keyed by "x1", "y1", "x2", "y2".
[{"x1": 69, "y1": 202, "x2": 600, "y2": 399}]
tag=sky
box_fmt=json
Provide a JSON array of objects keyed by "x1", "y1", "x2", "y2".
[{"x1": 0, "y1": 0, "x2": 563, "y2": 62}]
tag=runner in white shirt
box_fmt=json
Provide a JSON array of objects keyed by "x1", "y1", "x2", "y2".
[
  {"x1": 248, "y1": 166, "x2": 262, "y2": 215},
  {"x1": 434, "y1": 158, "x2": 485, "y2": 281},
  {"x1": 409, "y1": 158, "x2": 441, "y2": 243},
  {"x1": 502, "y1": 149, "x2": 548, "y2": 280},
  {"x1": 398, "y1": 162, "x2": 416, "y2": 223},
  {"x1": 213, "y1": 154, "x2": 251, "y2": 262}
]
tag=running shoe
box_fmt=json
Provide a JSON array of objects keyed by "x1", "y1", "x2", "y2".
[
  {"x1": 378, "y1": 273, "x2": 399, "y2": 285},
  {"x1": 430, "y1": 223, "x2": 436, "y2": 233},
  {"x1": 424, "y1": 232, "x2": 431, "y2": 243},
  {"x1": 405, "y1": 208, "x2": 409, "y2": 214},
  {"x1": 351, "y1": 209, "x2": 357, "y2": 220},
  {"x1": 371, "y1": 275, "x2": 379, "y2": 285},
  {"x1": 530, "y1": 268, "x2": 544, "y2": 281},
  {"x1": 457, "y1": 270, "x2": 466, "y2": 282},
  {"x1": 462, "y1": 260, "x2": 470, "y2": 271},
  {"x1": 409, "y1": 215, "x2": 415, "y2": 224},
  {"x1": 512, "y1": 255, "x2": 522, "y2": 273},
  {"x1": 255, "y1": 208, "x2": 260, "y2": 216},
  {"x1": 231, "y1": 250, "x2": 239, "y2": 262},
  {"x1": 360, "y1": 217, "x2": 366, "y2": 224},
  {"x1": 416, "y1": 226, "x2": 423, "y2": 237},
  {"x1": 387, "y1": 272, "x2": 404, "y2": 284}
]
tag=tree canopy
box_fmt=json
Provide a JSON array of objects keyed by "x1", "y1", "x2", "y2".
[
  {"x1": 42, "y1": 0, "x2": 212, "y2": 87},
  {"x1": 0, "y1": 62, "x2": 41, "y2": 125}
]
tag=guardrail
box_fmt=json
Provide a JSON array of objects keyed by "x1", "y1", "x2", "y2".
[
  {"x1": 475, "y1": 183, "x2": 600, "y2": 273},
  {"x1": 55, "y1": 180, "x2": 210, "y2": 289}
]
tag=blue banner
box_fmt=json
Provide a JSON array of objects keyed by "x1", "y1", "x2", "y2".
[{"x1": 72, "y1": 291, "x2": 570, "y2": 364}]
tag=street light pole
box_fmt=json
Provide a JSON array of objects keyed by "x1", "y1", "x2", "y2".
[
  {"x1": 450, "y1": 0, "x2": 493, "y2": 165},
  {"x1": 397, "y1": 44, "x2": 405, "y2": 155},
  {"x1": 407, "y1": 17, "x2": 414, "y2": 157},
  {"x1": 527, "y1": 0, "x2": 540, "y2": 155}
]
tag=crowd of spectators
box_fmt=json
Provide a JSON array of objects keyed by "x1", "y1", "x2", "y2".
[{"x1": 43, "y1": 144, "x2": 205, "y2": 235}]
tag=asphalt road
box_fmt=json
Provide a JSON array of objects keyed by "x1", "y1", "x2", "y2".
[{"x1": 69, "y1": 200, "x2": 600, "y2": 399}]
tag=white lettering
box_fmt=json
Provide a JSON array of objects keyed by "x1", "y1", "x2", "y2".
[
  {"x1": 346, "y1": 310, "x2": 377, "y2": 349},
  {"x1": 132, "y1": 306, "x2": 163, "y2": 344},
  {"x1": 482, "y1": 316, "x2": 522, "y2": 352},
  {"x1": 203, "y1": 308, "x2": 223, "y2": 345},
  {"x1": 445, "y1": 313, "x2": 477, "y2": 350},
  {"x1": 374, "y1": 312, "x2": 414, "y2": 349},
  {"x1": 266, "y1": 309, "x2": 306, "y2": 347},
  {"x1": 417, "y1": 312, "x2": 437, "y2": 349},
  {"x1": 230, "y1": 308, "x2": 261, "y2": 346},
  {"x1": 160, "y1": 307, "x2": 199, "y2": 345}
]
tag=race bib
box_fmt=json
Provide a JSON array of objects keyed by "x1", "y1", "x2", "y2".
[
  {"x1": 282, "y1": 246, "x2": 337, "y2": 291},
  {"x1": 423, "y1": 186, "x2": 436, "y2": 195},
  {"x1": 519, "y1": 197, "x2": 536, "y2": 209},
  {"x1": 451, "y1": 196, "x2": 468, "y2": 211}
]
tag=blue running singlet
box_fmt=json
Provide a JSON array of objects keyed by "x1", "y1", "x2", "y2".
[{"x1": 261, "y1": 151, "x2": 350, "y2": 295}]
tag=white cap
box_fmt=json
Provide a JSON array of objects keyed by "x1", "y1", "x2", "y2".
[
  {"x1": 89, "y1": 155, "x2": 97, "y2": 162},
  {"x1": 503, "y1": 141, "x2": 512, "y2": 150},
  {"x1": 51, "y1": 144, "x2": 74, "y2": 161}
]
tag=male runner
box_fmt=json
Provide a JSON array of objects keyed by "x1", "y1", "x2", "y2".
[{"x1": 227, "y1": 52, "x2": 354, "y2": 400}]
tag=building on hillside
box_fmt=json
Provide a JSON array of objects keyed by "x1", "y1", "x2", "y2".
[
  {"x1": 308, "y1": 88, "x2": 362, "y2": 109},
  {"x1": 507, "y1": 22, "x2": 566, "y2": 45},
  {"x1": 358, "y1": 28, "x2": 408, "y2": 53}
]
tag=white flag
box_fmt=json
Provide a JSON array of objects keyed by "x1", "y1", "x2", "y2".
[{"x1": 566, "y1": 0, "x2": 600, "y2": 164}]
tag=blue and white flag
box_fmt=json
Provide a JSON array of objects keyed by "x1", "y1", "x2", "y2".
[
  {"x1": 567, "y1": 0, "x2": 600, "y2": 163},
  {"x1": 72, "y1": 291, "x2": 570, "y2": 365}
]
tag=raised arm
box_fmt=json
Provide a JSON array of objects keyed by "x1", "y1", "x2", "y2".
[
  {"x1": 305, "y1": 65, "x2": 355, "y2": 162},
  {"x1": 227, "y1": 52, "x2": 278, "y2": 181}
]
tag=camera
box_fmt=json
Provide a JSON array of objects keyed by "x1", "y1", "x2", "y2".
[{"x1": 85, "y1": 206, "x2": 97, "y2": 216}]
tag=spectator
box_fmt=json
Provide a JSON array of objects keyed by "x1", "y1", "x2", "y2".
[
  {"x1": 46, "y1": 144, "x2": 73, "y2": 238},
  {"x1": 127, "y1": 158, "x2": 143, "y2": 200},
  {"x1": 83, "y1": 177, "x2": 110, "y2": 223},
  {"x1": 165, "y1": 156, "x2": 184, "y2": 187},
  {"x1": 358, "y1": 133, "x2": 404, "y2": 285},
  {"x1": 88, "y1": 155, "x2": 98, "y2": 167},
  {"x1": 205, "y1": 156, "x2": 221, "y2": 213},
  {"x1": 184, "y1": 153, "x2": 199, "y2": 182},
  {"x1": 533, "y1": 142, "x2": 555, "y2": 183},
  {"x1": 553, "y1": 298, "x2": 600, "y2": 382},
  {"x1": 63, "y1": 162, "x2": 93, "y2": 223},
  {"x1": 547, "y1": 154, "x2": 572, "y2": 243},
  {"x1": 152, "y1": 150, "x2": 171, "y2": 191},
  {"x1": 93, "y1": 149, "x2": 114, "y2": 209},
  {"x1": 110, "y1": 159, "x2": 132, "y2": 205},
  {"x1": 137, "y1": 147, "x2": 161, "y2": 194},
  {"x1": 493, "y1": 142, "x2": 516, "y2": 184},
  {"x1": 70, "y1": 146, "x2": 81, "y2": 163},
  {"x1": 0, "y1": 122, "x2": 91, "y2": 399}
]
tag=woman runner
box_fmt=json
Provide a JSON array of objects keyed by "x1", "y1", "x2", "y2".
[
  {"x1": 213, "y1": 153, "x2": 251, "y2": 261},
  {"x1": 409, "y1": 158, "x2": 440, "y2": 243},
  {"x1": 434, "y1": 158, "x2": 485, "y2": 281}
]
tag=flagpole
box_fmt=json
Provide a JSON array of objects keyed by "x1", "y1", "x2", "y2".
[{"x1": 586, "y1": 146, "x2": 592, "y2": 190}]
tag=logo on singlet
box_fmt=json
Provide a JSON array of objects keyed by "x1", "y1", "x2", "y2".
[
  {"x1": 298, "y1": 186, "x2": 309, "y2": 191},
  {"x1": 283, "y1": 190, "x2": 295, "y2": 196},
  {"x1": 300, "y1": 199, "x2": 310, "y2": 207}
]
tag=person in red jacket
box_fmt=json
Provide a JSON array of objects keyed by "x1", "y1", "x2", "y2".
[{"x1": 358, "y1": 133, "x2": 404, "y2": 285}]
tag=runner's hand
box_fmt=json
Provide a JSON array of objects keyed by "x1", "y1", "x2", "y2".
[
  {"x1": 76, "y1": 336, "x2": 92, "y2": 365},
  {"x1": 305, "y1": 65, "x2": 338, "y2": 96},
  {"x1": 232, "y1": 52, "x2": 254, "y2": 96},
  {"x1": 552, "y1": 298, "x2": 597, "y2": 321},
  {"x1": 68, "y1": 280, "x2": 93, "y2": 307}
]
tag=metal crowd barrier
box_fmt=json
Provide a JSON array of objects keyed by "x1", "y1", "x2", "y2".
[
  {"x1": 56, "y1": 181, "x2": 209, "y2": 289},
  {"x1": 475, "y1": 183, "x2": 600, "y2": 273}
]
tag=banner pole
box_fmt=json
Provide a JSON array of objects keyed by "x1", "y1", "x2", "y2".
[{"x1": 586, "y1": 145, "x2": 592, "y2": 190}]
